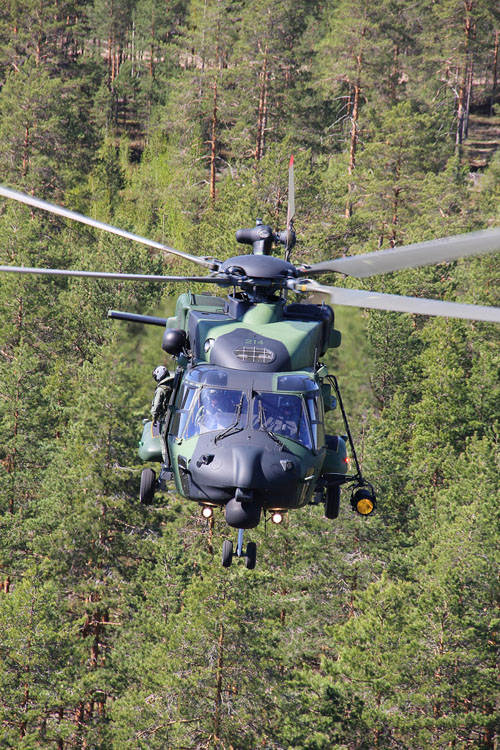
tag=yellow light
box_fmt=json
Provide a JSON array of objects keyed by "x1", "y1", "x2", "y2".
[
  {"x1": 352, "y1": 487, "x2": 376, "y2": 516},
  {"x1": 356, "y1": 497, "x2": 374, "y2": 515},
  {"x1": 201, "y1": 506, "x2": 213, "y2": 519}
]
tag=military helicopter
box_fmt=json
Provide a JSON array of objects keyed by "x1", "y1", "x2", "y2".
[{"x1": 1, "y1": 158, "x2": 500, "y2": 569}]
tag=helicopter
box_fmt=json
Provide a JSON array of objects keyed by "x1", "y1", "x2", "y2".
[{"x1": 1, "y1": 158, "x2": 500, "y2": 570}]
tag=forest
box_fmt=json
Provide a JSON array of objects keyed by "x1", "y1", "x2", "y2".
[{"x1": 0, "y1": 0, "x2": 499, "y2": 747}]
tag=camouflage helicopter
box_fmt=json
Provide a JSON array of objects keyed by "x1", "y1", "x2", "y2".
[{"x1": 1, "y1": 159, "x2": 500, "y2": 569}]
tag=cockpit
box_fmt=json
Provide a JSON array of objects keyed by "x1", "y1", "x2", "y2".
[{"x1": 170, "y1": 366, "x2": 324, "y2": 450}]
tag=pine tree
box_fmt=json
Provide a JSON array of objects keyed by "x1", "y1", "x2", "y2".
[{"x1": 0, "y1": 61, "x2": 96, "y2": 195}]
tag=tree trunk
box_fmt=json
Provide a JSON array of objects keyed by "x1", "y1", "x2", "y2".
[
  {"x1": 390, "y1": 155, "x2": 402, "y2": 246},
  {"x1": 2, "y1": 298, "x2": 23, "y2": 592},
  {"x1": 255, "y1": 44, "x2": 269, "y2": 164},
  {"x1": 23, "y1": 127, "x2": 29, "y2": 176},
  {"x1": 490, "y1": 30, "x2": 499, "y2": 115},
  {"x1": 345, "y1": 72, "x2": 361, "y2": 219},
  {"x1": 456, "y1": 4, "x2": 474, "y2": 149},
  {"x1": 348, "y1": 531, "x2": 359, "y2": 618},
  {"x1": 464, "y1": 55, "x2": 474, "y2": 142},
  {"x1": 213, "y1": 622, "x2": 224, "y2": 744},
  {"x1": 390, "y1": 43, "x2": 400, "y2": 104},
  {"x1": 210, "y1": 76, "x2": 218, "y2": 205}
]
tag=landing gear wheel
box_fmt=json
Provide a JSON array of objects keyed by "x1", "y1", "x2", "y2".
[
  {"x1": 245, "y1": 542, "x2": 257, "y2": 570},
  {"x1": 140, "y1": 468, "x2": 156, "y2": 505},
  {"x1": 325, "y1": 485, "x2": 340, "y2": 519},
  {"x1": 222, "y1": 540, "x2": 233, "y2": 568}
]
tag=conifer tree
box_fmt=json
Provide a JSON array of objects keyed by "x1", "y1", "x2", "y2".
[{"x1": 0, "y1": 3, "x2": 500, "y2": 748}]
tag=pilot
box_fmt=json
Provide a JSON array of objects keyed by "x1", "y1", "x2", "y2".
[
  {"x1": 199, "y1": 388, "x2": 232, "y2": 431},
  {"x1": 274, "y1": 396, "x2": 299, "y2": 438},
  {"x1": 151, "y1": 365, "x2": 175, "y2": 423}
]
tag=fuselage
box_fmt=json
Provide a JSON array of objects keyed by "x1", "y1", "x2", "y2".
[{"x1": 139, "y1": 291, "x2": 348, "y2": 527}]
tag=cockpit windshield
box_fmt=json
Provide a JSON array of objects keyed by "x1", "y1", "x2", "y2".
[
  {"x1": 173, "y1": 385, "x2": 249, "y2": 439},
  {"x1": 252, "y1": 393, "x2": 313, "y2": 449},
  {"x1": 172, "y1": 372, "x2": 323, "y2": 449}
]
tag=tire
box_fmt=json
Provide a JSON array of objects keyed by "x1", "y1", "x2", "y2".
[
  {"x1": 325, "y1": 485, "x2": 340, "y2": 519},
  {"x1": 222, "y1": 540, "x2": 233, "y2": 568},
  {"x1": 140, "y1": 468, "x2": 156, "y2": 505},
  {"x1": 245, "y1": 542, "x2": 257, "y2": 570}
]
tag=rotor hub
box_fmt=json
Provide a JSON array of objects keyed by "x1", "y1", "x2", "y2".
[{"x1": 220, "y1": 254, "x2": 297, "y2": 281}]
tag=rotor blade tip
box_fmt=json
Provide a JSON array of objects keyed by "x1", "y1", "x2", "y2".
[{"x1": 289, "y1": 155, "x2": 294, "y2": 167}]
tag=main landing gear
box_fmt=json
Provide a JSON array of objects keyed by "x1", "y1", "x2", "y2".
[
  {"x1": 222, "y1": 529, "x2": 257, "y2": 570},
  {"x1": 324, "y1": 484, "x2": 341, "y2": 519},
  {"x1": 139, "y1": 467, "x2": 156, "y2": 505},
  {"x1": 139, "y1": 464, "x2": 174, "y2": 505}
]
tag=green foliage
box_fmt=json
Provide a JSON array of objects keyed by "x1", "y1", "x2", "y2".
[
  {"x1": 0, "y1": 2, "x2": 500, "y2": 748},
  {"x1": 0, "y1": 61, "x2": 97, "y2": 194}
]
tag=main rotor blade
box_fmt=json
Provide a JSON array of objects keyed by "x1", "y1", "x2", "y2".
[
  {"x1": 287, "y1": 155, "x2": 295, "y2": 226},
  {"x1": 293, "y1": 281, "x2": 500, "y2": 323},
  {"x1": 0, "y1": 185, "x2": 218, "y2": 270},
  {"x1": 0, "y1": 264, "x2": 230, "y2": 284},
  {"x1": 300, "y1": 227, "x2": 500, "y2": 278}
]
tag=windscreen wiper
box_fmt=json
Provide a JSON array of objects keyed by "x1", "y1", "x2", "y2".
[
  {"x1": 257, "y1": 399, "x2": 285, "y2": 450},
  {"x1": 214, "y1": 394, "x2": 245, "y2": 443}
]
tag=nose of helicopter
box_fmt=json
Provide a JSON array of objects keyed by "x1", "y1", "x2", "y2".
[
  {"x1": 225, "y1": 444, "x2": 299, "y2": 528},
  {"x1": 231, "y1": 445, "x2": 267, "y2": 487},
  {"x1": 190, "y1": 438, "x2": 300, "y2": 524}
]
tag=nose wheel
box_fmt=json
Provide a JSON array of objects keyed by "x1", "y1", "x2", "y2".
[
  {"x1": 221, "y1": 530, "x2": 257, "y2": 569},
  {"x1": 222, "y1": 539, "x2": 234, "y2": 567}
]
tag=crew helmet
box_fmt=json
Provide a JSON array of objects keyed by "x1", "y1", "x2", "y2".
[
  {"x1": 153, "y1": 365, "x2": 169, "y2": 383},
  {"x1": 203, "y1": 388, "x2": 220, "y2": 408},
  {"x1": 282, "y1": 397, "x2": 296, "y2": 416}
]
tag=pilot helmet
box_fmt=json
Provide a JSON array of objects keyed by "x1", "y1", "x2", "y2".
[
  {"x1": 282, "y1": 397, "x2": 296, "y2": 416},
  {"x1": 204, "y1": 388, "x2": 220, "y2": 408},
  {"x1": 153, "y1": 365, "x2": 169, "y2": 383}
]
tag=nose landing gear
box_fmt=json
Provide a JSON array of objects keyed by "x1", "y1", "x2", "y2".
[{"x1": 222, "y1": 529, "x2": 257, "y2": 569}]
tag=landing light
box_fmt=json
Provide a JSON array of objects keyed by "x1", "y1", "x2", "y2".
[
  {"x1": 201, "y1": 506, "x2": 214, "y2": 519},
  {"x1": 271, "y1": 512, "x2": 284, "y2": 525},
  {"x1": 351, "y1": 487, "x2": 376, "y2": 516}
]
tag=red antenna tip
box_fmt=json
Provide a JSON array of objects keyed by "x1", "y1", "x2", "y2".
[{"x1": 289, "y1": 155, "x2": 294, "y2": 167}]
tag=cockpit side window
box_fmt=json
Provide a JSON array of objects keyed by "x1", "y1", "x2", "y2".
[
  {"x1": 171, "y1": 385, "x2": 198, "y2": 438},
  {"x1": 306, "y1": 395, "x2": 325, "y2": 448}
]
